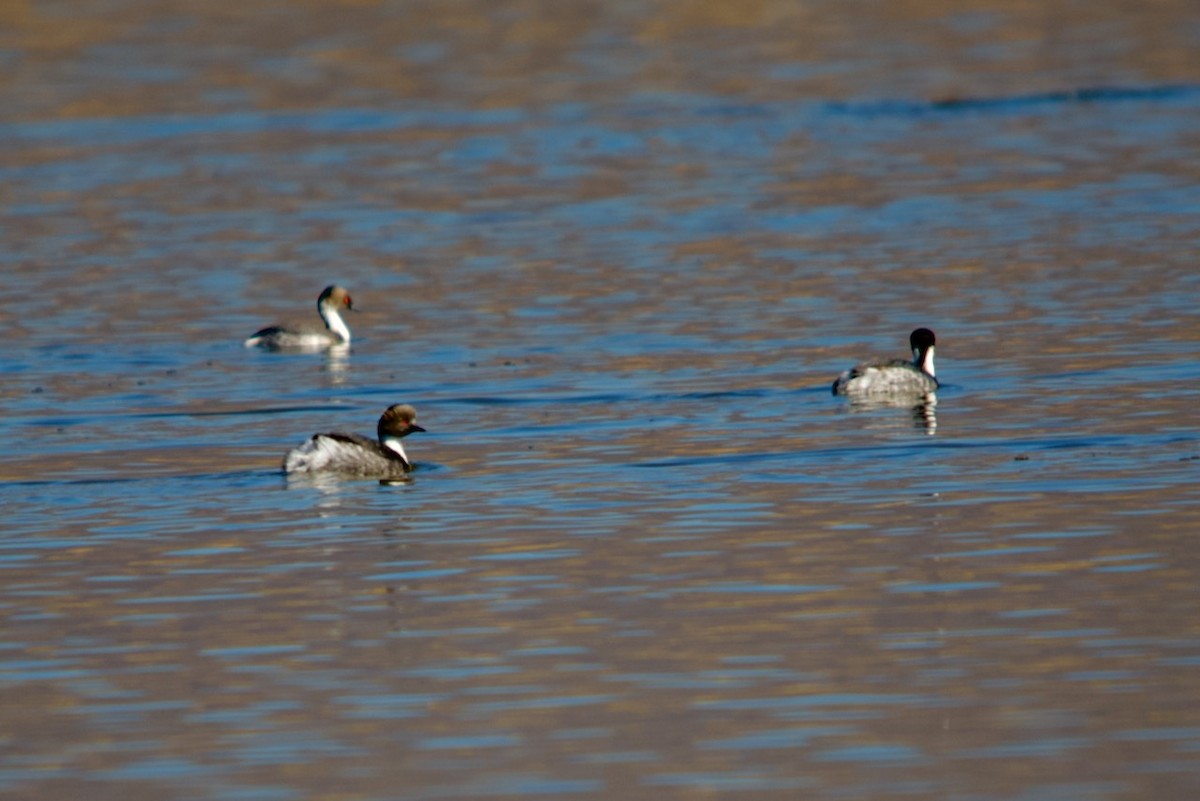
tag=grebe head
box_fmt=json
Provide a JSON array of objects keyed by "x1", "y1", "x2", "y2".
[
  {"x1": 909, "y1": 328, "x2": 936, "y2": 376},
  {"x1": 377, "y1": 404, "x2": 426, "y2": 466},
  {"x1": 316, "y1": 285, "x2": 354, "y2": 344},
  {"x1": 318, "y1": 285, "x2": 354, "y2": 313}
]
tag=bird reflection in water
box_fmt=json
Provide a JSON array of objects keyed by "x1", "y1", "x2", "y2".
[
  {"x1": 324, "y1": 343, "x2": 350, "y2": 385},
  {"x1": 844, "y1": 393, "x2": 938, "y2": 434}
]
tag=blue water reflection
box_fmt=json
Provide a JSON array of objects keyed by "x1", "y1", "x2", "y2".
[{"x1": 3, "y1": 3, "x2": 1200, "y2": 799}]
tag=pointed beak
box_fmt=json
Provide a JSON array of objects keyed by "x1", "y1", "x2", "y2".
[{"x1": 408, "y1": 424, "x2": 426, "y2": 434}]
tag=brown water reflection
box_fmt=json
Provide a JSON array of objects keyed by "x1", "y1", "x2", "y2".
[{"x1": 3, "y1": 1, "x2": 1200, "y2": 800}]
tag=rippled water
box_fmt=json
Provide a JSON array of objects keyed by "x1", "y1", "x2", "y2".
[{"x1": 3, "y1": 2, "x2": 1200, "y2": 799}]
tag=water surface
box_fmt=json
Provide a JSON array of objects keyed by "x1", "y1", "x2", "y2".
[{"x1": 2, "y1": 2, "x2": 1200, "y2": 799}]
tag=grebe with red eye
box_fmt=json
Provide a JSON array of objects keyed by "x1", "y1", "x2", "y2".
[
  {"x1": 832, "y1": 328, "x2": 939, "y2": 397},
  {"x1": 244, "y1": 285, "x2": 354, "y2": 350},
  {"x1": 283, "y1": 404, "x2": 426, "y2": 476}
]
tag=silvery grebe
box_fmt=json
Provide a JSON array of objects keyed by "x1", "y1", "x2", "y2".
[
  {"x1": 283, "y1": 404, "x2": 425, "y2": 476},
  {"x1": 245, "y1": 285, "x2": 354, "y2": 350},
  {"x1": 832, "y1": 328, "x2": 939, "y2": 397}
]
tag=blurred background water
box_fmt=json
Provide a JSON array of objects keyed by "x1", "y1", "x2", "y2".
[{"x1": 2, "y1": 1, "x2": 1199, "y2": 799}]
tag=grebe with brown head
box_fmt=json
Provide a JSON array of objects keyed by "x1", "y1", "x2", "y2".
[
  {"x1": 245, "y1": 285, "x2": 354, "y2": 350},
  {"x1": 283, "y1": 404, "x2": 426, "y2": 476}
]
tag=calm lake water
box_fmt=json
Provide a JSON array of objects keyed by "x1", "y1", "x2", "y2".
[{"x1": 3, "y1": 2, "x2": 1200, "y2": 799}]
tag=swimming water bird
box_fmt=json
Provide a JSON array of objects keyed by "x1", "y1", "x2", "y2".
[
  {"x1": 244, "y1": 285, "x2": 354, "y2": 350},
  {"x1": 832, "y1": 328, "x2": 939, "y2": 397},
  {"x1": 283, "y1": 404, "x2": 425, "y2": 476}
]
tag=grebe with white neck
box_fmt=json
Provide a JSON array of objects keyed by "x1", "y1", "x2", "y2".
[
  {"x1": 244, "y1": 285, "x2": 354, "y2": 350},
  {"x1": 832, "y1": 328, "x2": 939, "y2": 397},
  {"x1": 283, "y1": 404, "x2": 426, "y2": 476}
]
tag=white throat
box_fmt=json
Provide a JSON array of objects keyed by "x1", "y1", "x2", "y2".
[
  {"x1": 382, "y1": 436, "x2": 409, "y2": 465},
  {"x1": 321, "y1": 305, "x2": 352, "y2": 344},
  {"x1": 918, "y1": 346, "x2": 936, "y2": 377}
]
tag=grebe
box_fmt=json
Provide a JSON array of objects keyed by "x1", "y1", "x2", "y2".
[
  {"x1": 832, "y1": 328, "x2": 939, "y2": 397},
  {"x1": 283, "y1": 404, "x2": 425, "y2": 476},
  {"x1": 244, "y1": 285, "x2": 354, "y2": 350}
]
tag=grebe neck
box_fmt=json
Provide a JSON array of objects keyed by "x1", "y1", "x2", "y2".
[
  {"x1": 916, "y1": 346, "x2": 936, "y2": 377},
  {"x1": 381, "y1": 436, "x2": 411, "y2": 468},
  {"x1": 321, "y1": 306, "x2": 351, "y2": 344}
]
